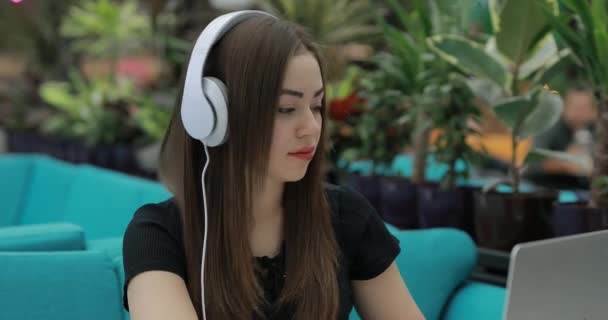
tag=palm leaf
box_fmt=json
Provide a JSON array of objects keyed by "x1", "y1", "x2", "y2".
[
  {"x1": 385, "y1": 0, "x2": 411, "y2": 31},
  {"x1": 591, "y1": 0, "x2": 608, "y2": 84}
]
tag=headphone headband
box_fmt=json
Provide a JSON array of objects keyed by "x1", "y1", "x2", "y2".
[{"x1": 180, "y1": 10, "x2": 276, "y2": 144}]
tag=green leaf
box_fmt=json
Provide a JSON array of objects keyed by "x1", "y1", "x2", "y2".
[
  {"x1": 39, "y1": 82, "x2": 81, "y2": 116},
  {"x1": 466, "y1": 78, "x2": 505, "y2": 105},
  {"x1": 385, "y1": 0, "x2": 411, "y2": 31},
  {"x1": 493, "y1": 95, "x2": 533, "y2": 129},
  {"x1": 413, "y1": 0, "x2": 434, "y2": 37},
  {"x1": 541, "y1": 2, "x2": 585, "y2": 61},
  {"x1": 382, "y1": 23, "x2": 420, "y2": 83},
  {"x1": 530, "y1": 48, "x2": 570, "y2": 85},
  {"x1": 488, "y1": 0, "x2": 507, "y2": 33},
  {"x1": 518, "y1": 89, "x2": 563, "y2": 139},
  {"x1": 428, "y1": 34, "x2": 511, "y2": 89},
  {"x1": 591, "y1": 0, "x2": 608, "y2": 84},
  {"x1": 518, "y1": 34, "x2": 559, "y2": 79},
  {"x1": 562, "y1": 0, "x2": 595, "y2": 42},
  {"x1": 324, "y1": 25, "x2": 379, "y2": 44},
  {"x1": 592, "y1": 176, "x2": 608, "y2": 197},
  {"x1": 42, "y1": 115, "x2": 73, "y2": 136},
  {"x1": 494, "y1": 0, "x2": 556, "y2": 64},
  {"x1": 525, "y1": 147, "x2": 586, "y2": 166}
]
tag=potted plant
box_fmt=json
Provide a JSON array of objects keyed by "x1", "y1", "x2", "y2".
[
  {"x1": 414, "y1": 73, "x2": 486, "y2": 238},
  {"x1": 31, "y1": 0, "x2": 182, "y2": 177},
  {"x1": 38, "y1": 70, "x2": 141, "y2": 169},
  {"x1": 0, "y1": 1, "x2": 76, "y2": 149},
  {"x1": 365, "y1": 0, "x2": 486, "y2": 230},
  {"x1": 40, "y1": 71, "x2": 173, "y2": 176},
  {"x1": 60, "y1": 0, "x2": 161, "y2": 87},
  {"x1": 337, "y1": 54, "x2": 412, "y2": 217},
  {"x1": 428, "y1": 0, "x2": 579, "y2": 251},
  {"x1": 542, "y1": 0, "x2": 608, "y2": 236},
  {"x1": 256, "y1": 0, "x2": 381, "y2": 80},
  {"x1": 325, "y1": 65, "x2": 366, "y2": 184},
  {"x1": 130, "y1": 92, "x2": 172, "y2": 176}
]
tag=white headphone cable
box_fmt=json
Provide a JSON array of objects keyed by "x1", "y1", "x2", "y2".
[{"x1": 200, "y1": 143, "x2": 210, "y2": 320}]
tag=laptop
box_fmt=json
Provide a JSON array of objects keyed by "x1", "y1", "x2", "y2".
[{"x1": 503, "y1": 229, "x2": 608, "y2": 320}]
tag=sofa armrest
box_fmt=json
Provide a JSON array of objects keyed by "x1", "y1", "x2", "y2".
[
  {"x1": 0, "y1": 223, "x2": 86, "y2": 251},
  {"x1": 442, "y1": 281, "x2": 506, "y2": 320},
  {"x1": 0, "y1": 251, "x2": 124, "y2": 320}
]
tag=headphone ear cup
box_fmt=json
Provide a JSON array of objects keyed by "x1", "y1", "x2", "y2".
[{"x1": 202, "y1": 77, "x2": 229, "y2": 147}]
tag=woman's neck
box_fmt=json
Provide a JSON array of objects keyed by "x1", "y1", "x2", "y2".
[
  {"x1": 252, "y1": 178, "x2": 284, "y2": 220},
  {"x1": 250, "y1": 178, "x2": 285, "y2": 258}
]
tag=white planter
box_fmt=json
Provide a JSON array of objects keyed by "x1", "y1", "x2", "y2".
[
  {"x1": 0, "y1": 127, "x2": 7, "y2": 153},
  {"x1": 135, "y1": 142, "x2": 161, "y2": 172}
]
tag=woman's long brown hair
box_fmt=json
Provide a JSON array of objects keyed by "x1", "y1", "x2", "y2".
[{"x1": 158, "y1": 15, "x2": 338, "y2": 319}]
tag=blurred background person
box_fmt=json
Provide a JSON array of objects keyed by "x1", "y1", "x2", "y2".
[{"x1": 524, "y1": 87, "x2": 596, "y2": 189}]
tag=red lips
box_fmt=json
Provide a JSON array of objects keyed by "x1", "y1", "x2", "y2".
[
  {"x1": 288, "y1": 145, "x2": 316, "y2": 160},
  {"x1": 288, "y1": 146, "x2": 315, "y2": 155}
]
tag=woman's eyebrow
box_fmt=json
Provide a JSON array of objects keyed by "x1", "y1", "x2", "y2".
[{"x1": 280, "y1": 88, "x2": 324, "y2": 98}]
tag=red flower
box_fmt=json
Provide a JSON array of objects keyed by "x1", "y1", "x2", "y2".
[
  {"x1": 117, "y1": 56, "x2": 162, "y2": 88},
  {"x1": 329, "y1": 93, "x2": 365, "y2": 121}
]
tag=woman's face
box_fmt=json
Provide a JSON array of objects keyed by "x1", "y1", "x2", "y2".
[{"x1": 267, "y1": 52, "x2": 324, "y2": 183}]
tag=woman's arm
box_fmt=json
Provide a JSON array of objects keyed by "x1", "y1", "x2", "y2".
[
  {"x1": 127, "y1": 271, "x2": 199, "y2": 320},
  {"x1": 352, "y1": 262, "x2": 425, "y2": 320}
]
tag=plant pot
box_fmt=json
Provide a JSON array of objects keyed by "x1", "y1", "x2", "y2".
[
  {"x1": 112, "y1": 144, "x2": 135, "y2": 172},
  {"x1": 379, "y1": 176, "x2": 418, "y2": 229},
  {"x1": 6, "y1": 130, "x2": 21, "y2": 152},
  {"x1": 345, "y1": 173, "x2": 381, "y2": 214},
  {"x1": 8, "y1": 131, "x2": 33, "y2": 153},
  {"x1": 552, "y1": 202, "x2": 608, "y2": 237},
  {"x1": 461, "y1": 186, "x2": 480, "y2": 240},
  {"x1": 473, "y1": 191, "x2": 557, "y2": 251},
  {"x1": 63, "y1": 139, "x2": 90, "y2": 164},
  {"x1": 90, "y1": 145, "x2": 114, "y2": 169},
  {"x1": 47, "y1": 137, "x2": 67, "y2": 160},
  {"x1": 417, "y1": 184, "x2": 477, "y2": 238}
]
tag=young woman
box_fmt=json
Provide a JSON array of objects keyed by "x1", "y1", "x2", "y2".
[{"x1": 122, "y1": 11, "x2": 424, "y2": 320}]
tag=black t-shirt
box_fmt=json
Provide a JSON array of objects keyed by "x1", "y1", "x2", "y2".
[{"x1": 122, "y1": 183, "x2": 400, "y2": 319}]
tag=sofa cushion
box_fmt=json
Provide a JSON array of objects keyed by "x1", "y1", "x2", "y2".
[
  {"x1": 0, "y1": 154, "x2": 34, "y2": 226},
  {"x1": 0, "y1": 223, "x2": 85, "y2": 251},
  {"x1": 442, "y1": 281, "x2": 506, "y2": 320},
  {"x1": 0, "y1": 250, "x2": 124, "y2": 320},
  {"x1": 348, "y1": 228, "x2": 477, "y2": 320},
  {"x1": 19, "y1": 156, "x2": 78, "y2": 225},
  {"x1": 87, "y1": 237, "x2": 123, "y2": 261},
  {"x1": 88, "y1": 238, "x2": 130, "y2": 320},
  {"x1": 62, "y1": 165, "x2": 170, "y2": 240},
  {"x1": 393, "y1": 228, "x2": 477, "y2": 320}
]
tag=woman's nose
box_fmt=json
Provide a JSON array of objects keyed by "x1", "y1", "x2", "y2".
[{"x1": 297, "y1": 108, "x2": 321, "y2": 138}]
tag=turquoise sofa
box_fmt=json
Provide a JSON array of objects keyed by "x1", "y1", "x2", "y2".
[
  {"x1": 0, "y1": 154, "x2": 171, "y2": 320},
  {"x1": 349, "y1": 227, "x2": 505, "y2": 320},
  {"x1": 0, "y1": 154, "x2": 505, "y2": 320}
]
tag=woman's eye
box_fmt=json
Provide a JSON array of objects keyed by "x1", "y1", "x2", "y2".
[
  {"x1": 312, "y1": 105, "x2": 324, "y2": 112},
  {"x1": 278, "y1": 107, "x2": 295, "y2": 114}
]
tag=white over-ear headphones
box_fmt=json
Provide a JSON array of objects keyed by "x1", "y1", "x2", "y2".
[
  {"x1": 181, "y1": 10, "x2": 276, "y2": 147},
  {"x1": 179, "y1": 10, "x2": 277, "y2": 319}
]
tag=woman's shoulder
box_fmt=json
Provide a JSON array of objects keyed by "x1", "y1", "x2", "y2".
[
  {"x1": 324, "y1": 183, "x2": 401, "y2": 280},
  {"x1": 125, "y1": 197, "x2": 183, "y2": 245},
  {"x1": 323, "y1": 183, "x2": 380, "y2": 242},
  {"x1": 130, "y1": 198, "x2": 180, "y2": 223},
  {"x1": 324, "y1": 182, "x2": 377, "y2": 223},
  {"x1": 122, "y1": 197, "x2": 187, "y2": 311}
]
